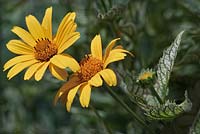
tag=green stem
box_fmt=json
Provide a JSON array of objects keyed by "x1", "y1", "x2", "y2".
[
  {"x1": 110, "y1": 20, "x2": 119, "y2": 37},
  {"x1": 89, "y1": 104, "x2": 113, "y2": 134},
  {"x1": 128, "y1": 1, "x2": 134, "y2": 20},
  {"x1": 105, "y1": 85, "x2": 155, "y2": 134},
  {"x1": 149, "y1": 84, "x2": 163, "y2": 104},
  {"x1": 100, "y1": 0, "x2": 108, "y2": 12},
  {"x1": 189, "y1": 107, "x2": 200, "y2": 134},
  {"x1": 108, "y1": 0, "x2": 112, "y2": 8}
]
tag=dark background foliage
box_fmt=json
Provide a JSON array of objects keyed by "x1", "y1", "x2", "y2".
[{"x1": 0, "y1": 0, "x2": 200, "y2": 134}]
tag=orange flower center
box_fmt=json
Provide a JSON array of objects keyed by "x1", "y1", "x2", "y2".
[
  {"x1": 78, "y1": 55, "x2": 103, "y2": 81},
  {"x1": 34, "y1": 38, "x2": 57, "y2": 61}
]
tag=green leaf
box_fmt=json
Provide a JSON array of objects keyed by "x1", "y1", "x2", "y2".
[
  {"x1": 143, "y1": 92, "x2": 192, "y2": 120},
  {"x1": 133, "y1": 31, "x2": 192, "y2": 120},
  {"x1": 154, "y1": 31, "x2": 185, "y2": 101}
]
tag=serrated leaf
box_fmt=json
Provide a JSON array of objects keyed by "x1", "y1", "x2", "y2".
[
  {"x1": 144, "y1": 95, "x2": 159, "y2": 106},
  {"x1": 154, "y1": 31, "x2": 185, "y2": 101},
  {"x1": 132, "y1": 31, "x2": 192, "y2": 120},
  {"x1": 143, "y1": 92, "x2": 192, "y2": 120}
]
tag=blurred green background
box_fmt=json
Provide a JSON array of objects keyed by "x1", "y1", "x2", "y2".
[{"x1": 0, "y1": 0, "x2": 200, "y2": 134}]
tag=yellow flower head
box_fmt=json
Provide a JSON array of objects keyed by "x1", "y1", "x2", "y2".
[
  {"x1": 3, "y1": 7, "x2": 80, "y2": 81},
  {"x1": 137, "y1": 68, "x2": 155, "y2": 82},
  {"x1": 54, "y1": 34, "x2": 132, "y2": 111}
]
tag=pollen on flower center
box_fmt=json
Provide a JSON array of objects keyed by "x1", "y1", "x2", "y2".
[
  {"x1": 78, "y1": 55, "x2": 103, "y2": 81},
  {"x1": 34, "y1": 38, "x2": 57, "y2": 61}
]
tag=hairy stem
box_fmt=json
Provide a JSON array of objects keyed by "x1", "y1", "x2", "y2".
[
  {"x1": 89, "y1": 104, "x2": 113, "y2": 134},
  {"x1": 149, "y1": 84, "x2": 163, "y2": 104},
  {"x1": 105, "y1": 85, "x2": 155, "y2": 134}
]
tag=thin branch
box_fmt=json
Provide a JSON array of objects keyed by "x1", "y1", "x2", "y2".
[
  {"x1": 89, "y1": 104, "x2": 113, "y2": 134},
  {"x1": 105, "y1": 85, "x2": 155, "y2": 134}
]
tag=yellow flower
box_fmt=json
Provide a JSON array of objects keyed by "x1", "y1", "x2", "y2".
[
  {"x1": 3, "y1": 7, "x2": 80, "y2": 81},
  {"x1": 54, "y1": 34, "x2": 132, "y2": 111},
  {"x1": 137, "y1": 69, "x2": 155, "y2": 82}
]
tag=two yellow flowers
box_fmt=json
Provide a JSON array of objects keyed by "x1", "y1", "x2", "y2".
[{"x1": 4, "y1": 7, "x2": 131, "y2": 111}]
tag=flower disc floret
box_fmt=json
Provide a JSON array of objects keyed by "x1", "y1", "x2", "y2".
[
  {"x1": 34, "y1": 38, "x2": 57, "y2": 61},
  {"x1": 78, "y1": 55, "x2": 103, "y2": 81}
]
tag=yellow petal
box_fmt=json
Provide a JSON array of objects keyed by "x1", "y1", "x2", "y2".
[
  {"x1": 6, "y1": 40, "x2": 33, "y2": 55},
  {"x1": 59, "y1": 22, "x2": 77, "y2": 41},
  {"x1": 26, "y1": 15, "x2": 45, "y2": 40},
  {"x1": 24, "y1": 62, "x2": 45, "y2": 80},
  {"x1": 66, "y1": 84, "x2": 81, "y2": 112},
  {"x1": 7, "y1": 59, "x2": 38, "y2": 80},
  {"x1": 42, "y1": 7, "x2": 52, "y2": 40},
  {"x1": 50, "y1": 54, "x2": 80, "y2": 72},
  {"x1": 103, "y1": 38, "x2": 120, "y2": 62},
  {"x1": 88, "y1": 73, "x2": 103, "y2": 87},
  {"x1": 79, "y1": 83, "x2": 91, "y2": 108},
  {"x1": 54, "y1": 74, "x2": 81, "y2": 105},
  {"x1": 11, "y1": 26, "x2": 35, "y2": 47},
  {"x1": 55, "y1": 12, "x2": 76, "y2": 45},
  {"x1": 49, "y1": 63, "x2": 68, "y2": 81},
  {"x1": 57, "y1": 32, "x2": 80, "y2": 54},
  {"x1": 4, "y1": 55, "x2": 35, "y2": 71},
  {"x1": 67, "y1": 23, "x2": 77, "y2": 35},
  {"x1": 56, "y1": 21, "x2": 75, "y2": 47},
  {"x1": 91, "y1": 34, "x2": 102, "y2": 60},
  {"x1": 103, "y1": 49, "x2": 128, "y2": 68},
  {"x1": 114, "y1": 46, "x2": 133, "y2": 56},
  {"x1": 34, "y1": 61, "x2": 50, "y2": 81},
  {"x1": 99, "y1": 69, "x2": 117, "y2": 86}
]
